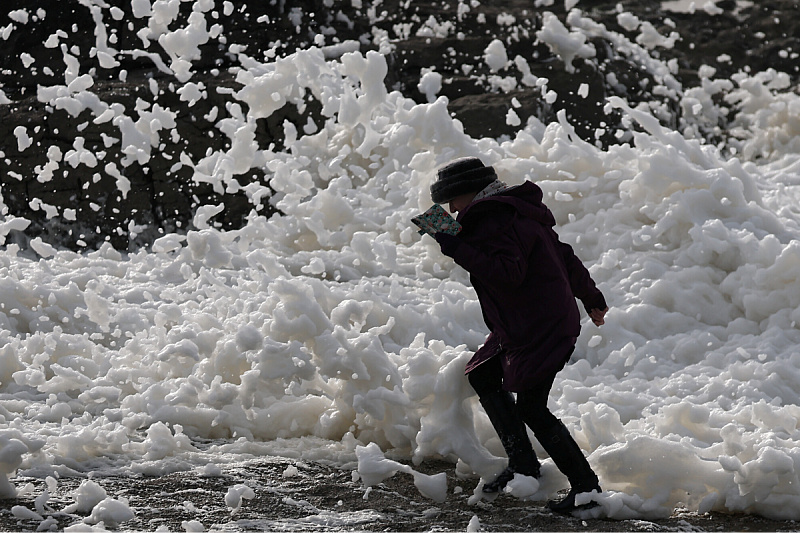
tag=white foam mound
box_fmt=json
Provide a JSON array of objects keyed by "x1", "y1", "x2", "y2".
[
  {"x1": 356, "y1": 442, "x2": 448, "y2": 503},
  {"x1": 1, "y1": 0, "x2": 800, "y2": 523}
]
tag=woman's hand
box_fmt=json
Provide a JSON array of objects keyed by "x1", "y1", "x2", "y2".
[
  {"x1": 589, "y1": 307, "x2": 608, "y2": 326},
  {"x1": 434, "y1": 232, "x2": 460, "y2": 256}
]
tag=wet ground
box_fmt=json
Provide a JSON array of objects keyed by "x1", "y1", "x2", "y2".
[{"x1": 1, "y1": 458, "x2": 799, "y2": 531}]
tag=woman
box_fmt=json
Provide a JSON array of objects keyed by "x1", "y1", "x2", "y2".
[{"x1": 430, "y1": 156, "x2": 608, "y2": 514}]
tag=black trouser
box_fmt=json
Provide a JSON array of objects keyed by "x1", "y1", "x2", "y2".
[
  {"x1": 467, "y1": 354, "x2": 560, "y2": 435},
  {"x1": 468, "y1": 352, "x2": 600, "y2": 498}
]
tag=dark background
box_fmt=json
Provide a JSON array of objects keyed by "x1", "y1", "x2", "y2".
[{"x1": 0, "y1": 0, "x2": 797, "y2": 251}]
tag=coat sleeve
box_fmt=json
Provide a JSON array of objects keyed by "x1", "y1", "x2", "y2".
[
  {"x1": 555, "y1": 233, "x2": 607, "y2": 312},
  {"x1": 438, "y1": 208, "x2": 534, "y2": 288}
]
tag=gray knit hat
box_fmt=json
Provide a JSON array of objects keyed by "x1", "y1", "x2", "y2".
[{"x1": 430, "y1": 157, "x2": 497, "y2": 204}]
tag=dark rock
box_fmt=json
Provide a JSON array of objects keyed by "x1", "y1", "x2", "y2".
[{"x1": 0, "y1": 0, "x2": 798, "y2": 251}]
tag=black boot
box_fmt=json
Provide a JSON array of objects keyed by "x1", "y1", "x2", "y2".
[
  {"x1": 535, "y1": 421, "x2": 601, "y2": 513},
  {"x1": 479, "y1": 390, "x2": 541, "y2": 493}
]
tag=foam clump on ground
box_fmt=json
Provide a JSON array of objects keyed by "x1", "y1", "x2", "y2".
[{"x1": 1, "y1": 0, "x2": 800, "y2": 525}]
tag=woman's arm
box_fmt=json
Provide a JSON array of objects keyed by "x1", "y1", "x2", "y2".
[{"x1": 436, "y1": 208, "x2": 534, "y2": 288}]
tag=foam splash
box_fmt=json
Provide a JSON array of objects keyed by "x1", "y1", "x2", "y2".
[{"x1": 1, "y1": 0, "x2": 800, "y2": 525}]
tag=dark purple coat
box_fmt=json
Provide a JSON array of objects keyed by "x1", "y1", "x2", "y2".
[{"x1": 437, "y1": 181, "x2": 606, "y2": 392}]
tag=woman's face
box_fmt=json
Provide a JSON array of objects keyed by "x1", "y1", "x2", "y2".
[{"x1": 448, "y1": 192, "x2": 477, "y2": 214}]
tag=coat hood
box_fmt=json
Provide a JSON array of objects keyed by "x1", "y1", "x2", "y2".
[{"x1": 459, "y1": 181, "x2": 556, "y2": 227}]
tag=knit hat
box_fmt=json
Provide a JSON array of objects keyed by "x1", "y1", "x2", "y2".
[{"x1": 430, "y1": 157, "x2": 497, "y2": 204}]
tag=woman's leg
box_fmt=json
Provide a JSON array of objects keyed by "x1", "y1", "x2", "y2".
[
  {"x1": 516, "y1": 371, "x2": 601, "y2": 513},
  {"x1": 513, "y1": 370, "x2": 560, "y2": 436},
  {"x1": 468, "y1": 357, "x2": 541, "y2": 493}
]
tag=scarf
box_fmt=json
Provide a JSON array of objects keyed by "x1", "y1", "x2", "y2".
[{"x1": 472, "y1": 179, "x2": 510, "y2": 202}]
